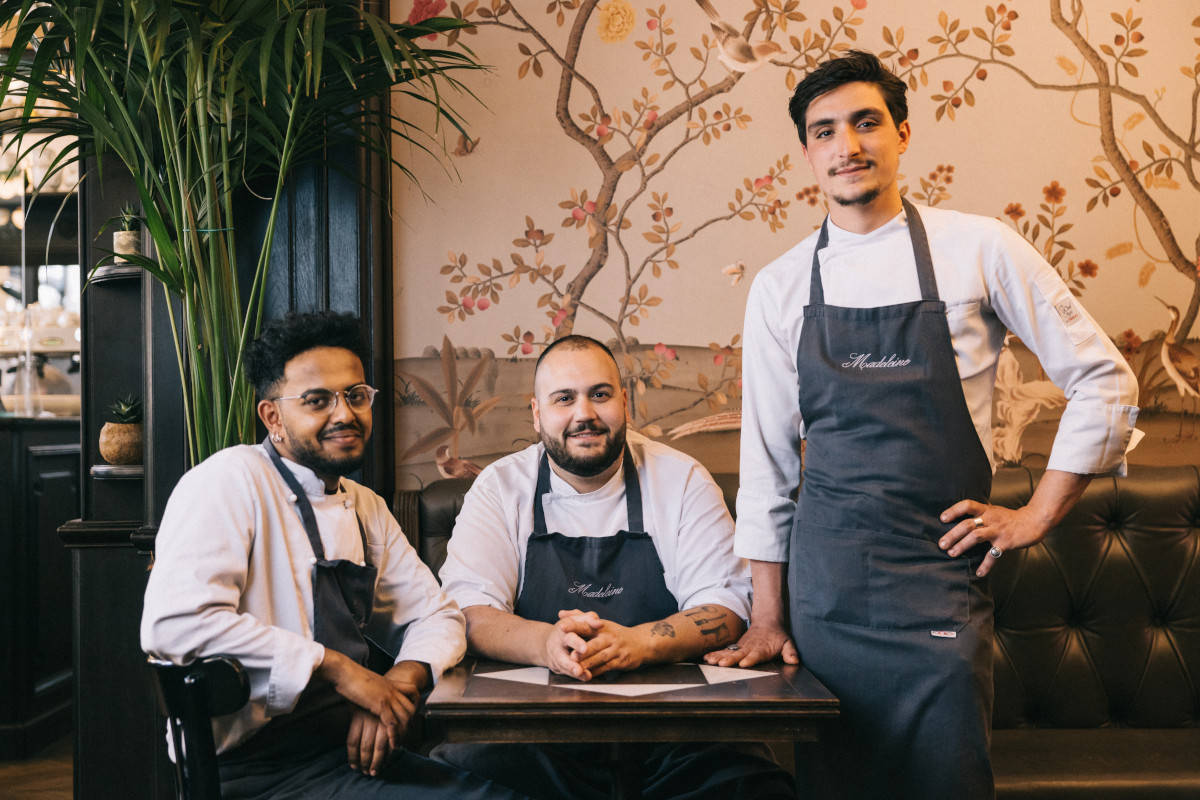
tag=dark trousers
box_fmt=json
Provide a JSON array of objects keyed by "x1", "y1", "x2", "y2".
[
  {"x1": 431, "y1": 741, "x2": 795, "y2": 800},
  {"x1": 218, "y1": 697, "x2": 530, "y2": 800}
]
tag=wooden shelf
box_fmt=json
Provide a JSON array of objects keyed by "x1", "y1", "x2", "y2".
[
  {"x1": 90, "y1": 464, "x2": 144, "y2": 479},
  {"x1": 88, "y1": 264, "x2": 142, "y2": 283}
]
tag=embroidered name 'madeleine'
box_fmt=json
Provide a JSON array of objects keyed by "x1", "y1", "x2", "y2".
[
  {"x1": 841, "y1": 353, "x2": 913, "y2": 370},
  {"x1": 569, "y1": 581, "x2": 624, "y2": 599}
]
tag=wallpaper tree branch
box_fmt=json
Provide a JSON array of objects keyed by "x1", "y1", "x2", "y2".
[{"x1": 393, "y1": 0, "x2": 1199, "y2": 487}]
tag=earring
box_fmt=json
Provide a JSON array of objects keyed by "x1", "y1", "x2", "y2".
[{"x1": 271, "y1": 432, "x2": 282, "y2": 443}]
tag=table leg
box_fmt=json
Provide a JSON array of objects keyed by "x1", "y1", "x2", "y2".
[{"x1": 608, "y1": 742, "x2": 644, "y2": 800}]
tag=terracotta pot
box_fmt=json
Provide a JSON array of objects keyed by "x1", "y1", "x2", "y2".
[
  {"x1": 99, "y1": 422, "x2": 143, "y2": 465},
  {"x1": 113, "y1": 230, "x2": 142, "y2": 263}
]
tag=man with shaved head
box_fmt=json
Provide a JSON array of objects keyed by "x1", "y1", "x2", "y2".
[{"x1": 435, "y1": 335, "x2": 794, "y2": 799}]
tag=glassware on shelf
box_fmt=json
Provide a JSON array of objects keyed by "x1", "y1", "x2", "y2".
[{"x1": 12, "y1": 307, "x2": 44, "y2": 416}]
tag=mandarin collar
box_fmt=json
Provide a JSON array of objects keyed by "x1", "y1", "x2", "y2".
[{"x1": 825, "y1": 207, "x2": 909, "y2": 244}]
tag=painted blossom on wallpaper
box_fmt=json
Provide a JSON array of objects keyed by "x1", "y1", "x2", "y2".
[{"x1": 1002, "y1": 180, "x2": 1098, "y2": 297}]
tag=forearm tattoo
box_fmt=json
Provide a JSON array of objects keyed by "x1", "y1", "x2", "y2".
[
  {"x1": 651, "y1": 620, "x2": 676, "y2": 638},
  {"x1": 684, "y1": 604, "x2": 733, "y2": 644}
]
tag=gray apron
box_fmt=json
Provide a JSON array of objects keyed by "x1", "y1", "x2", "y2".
[
  {"x1": 790, "y1": 199, "x2": 995, "y2": 799},
  {"x1": 220, "y1": 440, "x2": 381, "y2": 768},
  {"x1": 514, "y1": 447, "x2": 679, "y2": 627},
  {"x1": 435, "y1": 447, "x2": 793, "y2": 800}
]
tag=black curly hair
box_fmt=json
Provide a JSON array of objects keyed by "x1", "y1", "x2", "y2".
[
  {"x1": 788, "y1": 50, "x2": 908, "y2": 147},
  {"x1": 244, "y1": 310, "x2": 370, "y2": 399}
]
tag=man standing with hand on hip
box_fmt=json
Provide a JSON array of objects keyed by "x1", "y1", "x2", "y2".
[{"x1": 708, "y1": 51, "x2": 1139, "y2": 799}]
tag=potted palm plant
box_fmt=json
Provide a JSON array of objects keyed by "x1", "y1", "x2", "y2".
[{"x1": 0, "y1": 0, "x2": 481, "y2": 465}]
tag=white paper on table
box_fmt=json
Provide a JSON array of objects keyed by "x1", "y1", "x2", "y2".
[{"x1": 475, "y1": 663, "x2": 776, "y2": 697}]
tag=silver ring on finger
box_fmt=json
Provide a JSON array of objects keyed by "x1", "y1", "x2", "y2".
[
  {"x1": 973, "y1": 517, "x2": 985, "y2": 530},
  {"x1": 726, "y1": 643, "x2": 740, "y2": 651},
  {"x1": 988, "y1": 545, "x2": 1003, "y2": 559}
]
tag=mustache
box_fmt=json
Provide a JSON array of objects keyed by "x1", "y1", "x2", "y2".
[
  {"x1": 829, "y1": 159, "x2": 873, "y2": 176},
  {"x1": 566, "y1": 422, "x2": 608, "y2": 436},
  {"x1": 320, "y1": 422, "x2": 363, "y2": 439}
]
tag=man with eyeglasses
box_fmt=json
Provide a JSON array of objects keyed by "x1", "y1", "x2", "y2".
[{"x1": 142, "y1": 311, "x2": 528, "y2": 800}]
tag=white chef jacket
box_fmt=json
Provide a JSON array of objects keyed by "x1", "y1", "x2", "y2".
[
  {"x1": 141, "y1": 444, "x2": 466, "y2": 754},
  {"x1": 439, "y1": 431, "x2": 753, "y2": 621},
  {"x1": 736, "y1": 205, "x2": 1140, "y2": 563}
]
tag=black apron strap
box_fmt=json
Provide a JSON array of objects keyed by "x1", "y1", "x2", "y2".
[
  {"x1": 901, "y1": 197, "x2": 941, "y2": 301},
  {"x1": 264, "y1": 437, "x2": 327, "y2": 558}
]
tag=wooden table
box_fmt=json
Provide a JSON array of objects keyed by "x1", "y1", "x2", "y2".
[{"x1": 425, "y1": 659, "x2": 839, "y2": 800}]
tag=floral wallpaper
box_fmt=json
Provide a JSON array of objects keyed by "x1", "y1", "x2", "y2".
[{"x1": 390, "y1": 0, "x2": 1200, "y2": 488}]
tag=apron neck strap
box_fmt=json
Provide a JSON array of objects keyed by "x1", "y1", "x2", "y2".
[
  {"x1": 533, "y1": 445, "x2": 643, "y2": 535},
  {"x1": 809, "y1": 198, "x2": 940, "y2": 303},
  {"x1": 263, "y1": 437, "x2": 369, "y2": 563}
]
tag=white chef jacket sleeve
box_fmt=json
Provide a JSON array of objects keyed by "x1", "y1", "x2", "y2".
[
  {"x1": 360, "y1": 492, "x2": 465, "y2": 683},
  {"x1": 669, "y1": 464, "x2": 753, "y2": 621},
  {"x1": 984, "y1": 225, "x2": 1140, "y2": 476},
  {"x1": 735, "y1": 269, "x2": 804, "y2": 564},
  {"x1": 439, "y1": 468, "x2": 524, "y2": 612},
  {"x1": 140, "y1": 456, "x2": 323, "y2": 719}
]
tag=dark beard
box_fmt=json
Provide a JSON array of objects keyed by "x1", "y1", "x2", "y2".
[
  {"x1": 541, "y1": 422, "x2": 627, "y2": 479},
  {"x1": 287, "y1": 425, "x2": 366, "y2": 478}
]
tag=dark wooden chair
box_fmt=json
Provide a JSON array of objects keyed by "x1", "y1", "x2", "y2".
[{"x1": 147, "y1": 655, "x2": 250, "y2": 800}]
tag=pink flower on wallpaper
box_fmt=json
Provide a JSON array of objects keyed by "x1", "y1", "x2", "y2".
[
  {"x1": 851, "y1": 0, "x2": 867, "y2": 8},
  {"x1": 1117, "y1": 328, "x2": 1142, "y2": 358},
  {"x1": 408, "y1": 0, "x2": 447, "y2": 39},
  {"x1": 1077, "y1": 259, "x2": 1098, "y2": 278},
  {"x1": 1042, "y1": 181, "x2": 1066, "y2": 204}
]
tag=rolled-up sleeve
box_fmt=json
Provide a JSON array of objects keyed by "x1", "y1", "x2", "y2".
[
  {"x1": 670, "y1": 465, "x2": 752, "y2": 620},
  {"x1": 987, "y1": 228, "x2": 1139, "y2": 476},
  {"x1": 735, "y1": 269, "x2": 804, "y2": 563}
]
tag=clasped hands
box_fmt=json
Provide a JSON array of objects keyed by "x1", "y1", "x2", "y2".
[
  {"x1": 544, "y1": 608, "x2": 648, "y2": 681},
  {"x1": 318, "y1": 649, "x2": 426, "y2": 777}
]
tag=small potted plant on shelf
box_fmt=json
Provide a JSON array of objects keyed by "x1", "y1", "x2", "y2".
[
  {"x1": 112, "y1": 204, "x2": 141, "y2": 263},
  {"x1": 98, "y1": 394, "x2": 143, "y2": 465}
]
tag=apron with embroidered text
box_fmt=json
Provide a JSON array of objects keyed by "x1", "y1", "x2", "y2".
[
  {"x1": 514, "y1": 447, "x2": 678, "y2": 627},
  {"x1": 790, "y1": 199, "x2": 995, "y2": 799}
]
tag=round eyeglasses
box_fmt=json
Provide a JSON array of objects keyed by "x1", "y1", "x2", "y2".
[{"x1": 271, "y1": 384, "x2": 378, "y2": 416}]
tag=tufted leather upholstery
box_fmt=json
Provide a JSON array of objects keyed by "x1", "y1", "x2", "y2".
[
  {"x1": 987, "y1": 465, "x2": 1200, "y2": 798},
  {"x1": 395, "y1": 464, "x2": 1200, "y2": 798}
]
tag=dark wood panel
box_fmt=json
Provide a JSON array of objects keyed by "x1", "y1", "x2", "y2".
[
  {"x1": 0, "y1": 421, "x2": 78, "y2": 760},
  {"x1": 67, "y1": 527, "x2": 172, "y2": 800}
]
